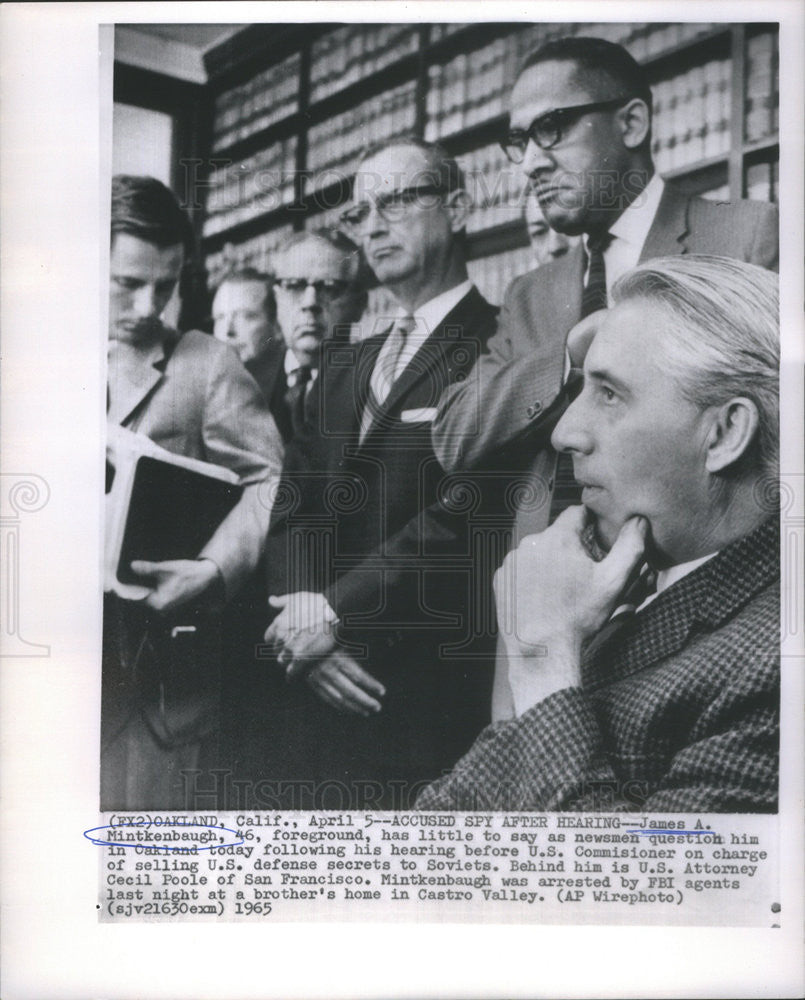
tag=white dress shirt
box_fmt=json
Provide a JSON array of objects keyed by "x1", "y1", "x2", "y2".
[{"x1": 636, "y1": 550, "x2": 719, "y2": 613}]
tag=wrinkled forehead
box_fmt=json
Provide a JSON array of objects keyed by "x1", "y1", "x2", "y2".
[
  {"x1": 585, "y1": 300, "x2": 676, "y2": 388},
  {"x1": 353, "y1": 145, "x2": 433, "y2": 202},
  {"x1": 274, "y1": 238, "x2": 353, "y2": 282},
  {"x1": 509, "y1": 58, "x2": 594, "y2": 127}
]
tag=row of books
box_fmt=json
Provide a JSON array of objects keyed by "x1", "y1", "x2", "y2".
[
  {"x1": 204, "y1": 224, "x2": 296, "y2": 288},
  {"x1": 651, "y1": 58, "x2": 731, "y2": 174},
  {"x1": 212, "y1": 53, "x2": 300, "y2": 153},
  {"x1": 459, "y1": 142, "x2": 524, "y2": 235},
  {"x1": 306, "y1": 80, "x2": 417, "y2": 189},
  {"x1": 310, "y1": 24, "x2": 419, "y2": 104},
  {"x1": 202, "y1": 139, "x2": 297, "y2": 238},
  {"x1": 745, "y1": 30, "x2": 779, "y2": 143}
]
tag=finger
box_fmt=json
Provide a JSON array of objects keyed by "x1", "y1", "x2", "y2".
[
  {"x1": 306, "y1": 673, "x2": 349, "y2": 713},
  {"x1": 324, "y1": 668, "x2": 381, "y2": 714},
  {"x1": 130, "y1": 560, "x2": 161, "y2": 578},
  {"x1": 334, "y1": 656, "x2": 386, "y2": 698},
  {"x1": 600, "y1": 516, "x2": 648, "y2": 593},
  {"x1": 268, "y1": 595, "x2": 289, "y2": 609},
  {"x1": 552, "y1": 504, "x2": 587, "y2": 533}
]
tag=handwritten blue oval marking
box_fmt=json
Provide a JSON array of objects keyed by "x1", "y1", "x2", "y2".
[{"x1": 83, "y1": 820, "x2": 244, "y2": 852}]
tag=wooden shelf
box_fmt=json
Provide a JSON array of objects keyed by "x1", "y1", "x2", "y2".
[
  {"x1": 440, "y1": 114, "x2": 508, "y2": 157},
  {"x1": 466, "y1": 219, "x2": 528, "y2": 261},
  {"x1": 210, "y1": 112, "x2": 299, "y2": 166},
  {"x1": 425, "y1": 23, "x2": 519, "y2": 65},
  {"x1": 743, "y1": 136, "x2": 779, "y2": 164},
  {"x1": 305, "y1": 51, "x2": 419, "y2": 126},
  {"x1": 642, "y1": 26, "x2": 731, "y2": 81}
]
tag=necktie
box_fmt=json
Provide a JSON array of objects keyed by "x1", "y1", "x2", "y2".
[
  {"x1": 582, "y1": 563, "x2": 658, "y2": 665},
  {"x1": 371, "y1": 314, "x2": 416, "y2": 405},
  {"x1": 549, "y1": 230, "x2": 612, "y2": 523},
  {"x1": 284, "y1": 365, "x2": 312, "y2": 437},
  {"x1": 360, "y1": 315, "x2": 415, "y2": 442}
]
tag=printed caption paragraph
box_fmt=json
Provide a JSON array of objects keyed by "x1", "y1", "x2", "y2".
[{"x1": 91, "y1": 812, "x2": 779, "y2": 926}]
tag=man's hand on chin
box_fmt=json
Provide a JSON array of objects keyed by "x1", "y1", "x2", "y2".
[{"x1": 494, "y1": 507, "x2": 648, "y2": 716}]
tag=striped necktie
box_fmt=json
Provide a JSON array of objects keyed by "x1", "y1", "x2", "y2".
[{"x1": 360, "y1": 314, "x2": 415, "y2": 442}]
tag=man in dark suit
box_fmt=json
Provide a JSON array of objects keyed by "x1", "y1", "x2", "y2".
[
  {"x1": 419, "y1": 255, "x2": 779, "y2": 813},
  {"x1": 431, "y1": 36, "x2": 779, "y2": 719},
  {"x1": 211, "y1": 232, "x2": 365, "y2": 442},
  {"x1": 255, "y1": 138, "x2": 499, "y2": 808}
]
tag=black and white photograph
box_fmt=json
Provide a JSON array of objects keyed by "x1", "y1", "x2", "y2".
[{"x1": 1, "y1": 2, "x2": 803, "y2": 998}]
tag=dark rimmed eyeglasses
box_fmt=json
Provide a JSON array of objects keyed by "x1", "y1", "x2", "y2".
[
  {"x1": 274, "y1": 277, "x2": 350, "y2": 300},
  {"x1": 501, "y1": 97, "x2": 634, "y2": 163},
  {"x1": 339, "y1": 183, "x2": 447, "y2": 234}
]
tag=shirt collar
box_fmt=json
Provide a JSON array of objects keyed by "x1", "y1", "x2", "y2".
[
  {"x1": 636, "y1": 549, "x2": 719, "y2": 613},
  {"x1": 396, "y1": 279, "x2": 474, "y2": 333},
  {"x1": 607, "y1": 173, "x2": 665, "y2": 251},
  {"x1": 284, "y1": 348, "x2": 317, "y2": 380}
]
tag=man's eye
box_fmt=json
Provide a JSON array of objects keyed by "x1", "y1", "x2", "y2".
[
  {"x1": 113, "y1": 277, "x2": 140, "y2": 290},
  {"x1": 597, "y1": 384, "x2": 617, "y2": 403}
]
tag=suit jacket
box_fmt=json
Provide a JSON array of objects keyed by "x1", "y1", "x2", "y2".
[
  {"x1": 249, "y1": 287, "x2": 500, "y2": 802},
  {"x1": 107, "y1": 329, "x2": 284, "y2": 599},
  {"x1": 246, "y1": 339, "x2": 295, "y2": 444},
  {"x1": 431, "y1": 185, "x2": 779, "y2": 719},
  {"x1": 416, "y1": 516, "x2": 780, "y2": 813}
]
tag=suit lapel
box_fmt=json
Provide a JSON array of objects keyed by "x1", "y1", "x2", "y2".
[
  {"x1": 107, "y1": 337, "x2": 170, "y2": 426},
  {"x1": 362, "y1": 288, "x2": 488, "y2": 442},
  {"x1": 583, "y1": 517, "x2": 779, "y2": 689},
  {"x1": 639, "y1": 183, "x2": 690, "y2": 262}
]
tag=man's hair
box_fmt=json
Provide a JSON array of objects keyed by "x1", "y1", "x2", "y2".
[
  {"x1": 357, "y1": 135, "x2": 467, "y2": 199},
  {"x1": 612, "y1": 255, "x2": 779, "y2": 480},
  {"x1": 213, "y1": 266, "x2": 276, "y2": 321},
  {"x1": 272, "y1": 227, "x2": 364, "y2": 285},
  {"x1": 519, "y1": 36, "x2": 653, "y2": 111},
  {"x1": 111, "y1": 175, "x2": 195, "y2": 255}
]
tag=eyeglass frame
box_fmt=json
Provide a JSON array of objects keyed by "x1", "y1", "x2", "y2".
[
  {"x1": 500, "y1": 96, "x2": 635, "y2": 163},
  {"x1": 273, "y1": 277, "x2": 352, "y2": 300},
  {"x1": 338, "y1": 183, "x2": 449, "y2": 234}
]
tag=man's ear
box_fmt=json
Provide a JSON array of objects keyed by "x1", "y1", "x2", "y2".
[
  {"x1": 704, "y1": 397, "x2": 760, "y2": 473},
  {"x1": 445, "y1": 188, "x2": 472, "y2": 232},
  {"x1": 618, "y1": 98, "x2": 651, "y2": 150}
]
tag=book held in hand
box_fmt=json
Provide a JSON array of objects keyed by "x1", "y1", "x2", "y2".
[{"x1": 105, "y1": 425, "x2": 243, "y2": 600}]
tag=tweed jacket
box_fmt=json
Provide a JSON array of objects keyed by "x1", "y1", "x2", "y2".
[
  {"x1": 417, "y1": 516, "x2": 780, "y2": 813},
  {"x1": 107, "y1": 328, "x2": 284, "y2": 599}
]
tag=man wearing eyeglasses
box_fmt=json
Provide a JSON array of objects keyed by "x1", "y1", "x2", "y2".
[
  {"x1": 431, "y1": 36, "x2": 779, "y2": 721},
  {"x1": 257, "y1": 138, "x2": 498, "y2": 808}
]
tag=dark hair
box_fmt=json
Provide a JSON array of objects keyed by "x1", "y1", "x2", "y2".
[
  {"x1": 111, "y1": 175, "x2": 195, "y2": 256},
  {"x1": 357, "y1": 135, "x2": 467, "y2": 197},
  {"x1": 519, "y1": 36, "x2": 653, "y2": 110}
]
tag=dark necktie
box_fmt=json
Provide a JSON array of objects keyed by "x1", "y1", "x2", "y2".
[
  {"x1": 582, "y1": 563, "x2": 658, "y2": 665},
  {"x1": 284, "y1": 366, "x2": 312, "y2": 437},
  {"x1": 549, "y1": 230, "x2": 612, "y2": 523}
]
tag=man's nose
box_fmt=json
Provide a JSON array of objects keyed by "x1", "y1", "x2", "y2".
[
  {"x1": 551, "y1": 393, "x2": 592, "y2": 455},
  {"x1": 300, "y1": 282, "x2": 321, "y2": 309},
  {"x1": 522, "y1": 138, "x2": 554, "y2": 177},
  {"x1": 133, "y1": 284, "x2": 160, "y2": 318},
  {"x1": 365, "y1": 199, "x2": 389, "y2": 237}
]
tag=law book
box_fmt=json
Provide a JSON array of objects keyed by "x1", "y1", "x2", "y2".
[{"x1": 105, "y1": 426, "x2": 243, "y2": 601}]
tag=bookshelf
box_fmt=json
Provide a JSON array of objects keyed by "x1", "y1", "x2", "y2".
[{"x1": 197, "y1": 20, "x2": 780, "y2": 305}]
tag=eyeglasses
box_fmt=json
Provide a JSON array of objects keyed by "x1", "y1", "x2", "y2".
[
  {"x1": 274, "y1": 277, "x2": 350, "y2": 300},
  {"x1": 500, "y1": 97, "x2": 633, "y2": 163},
  {"x1": 339, "y1": 183, "x2": 446, "y2": 234}
]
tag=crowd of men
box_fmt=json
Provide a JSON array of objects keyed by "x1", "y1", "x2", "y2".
[{"x1": 102, "y1": 36, "x2": 781, "y2": 814}]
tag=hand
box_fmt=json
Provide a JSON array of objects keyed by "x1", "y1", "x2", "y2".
[
  {"x1": 495, "y1": 508, "x2": 647, "y2": 715},
  {"x1": 566, "y1": 309, "x2": 607, "y2": 369},
  {"x1": 264, "y1": 592, "x2": 338, "y2": 676},
  {"x1": 129, "y1": 558, "x2": 223, "y2": 614},
  {"x1": 305, "y1": 650, "x2": 386, "y2": 717}
]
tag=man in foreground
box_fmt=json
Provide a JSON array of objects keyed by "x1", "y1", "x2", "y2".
[
  {"x1": 418, "y1": 255, "x2": 779, "y2": 812},
  {"x1": 103, "y1": 175, "x2": 283, "y2": 810}
]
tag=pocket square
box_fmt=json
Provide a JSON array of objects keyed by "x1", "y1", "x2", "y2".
[{"x1": 400, "y1": 407, "x2": 438, "y2": 423}]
